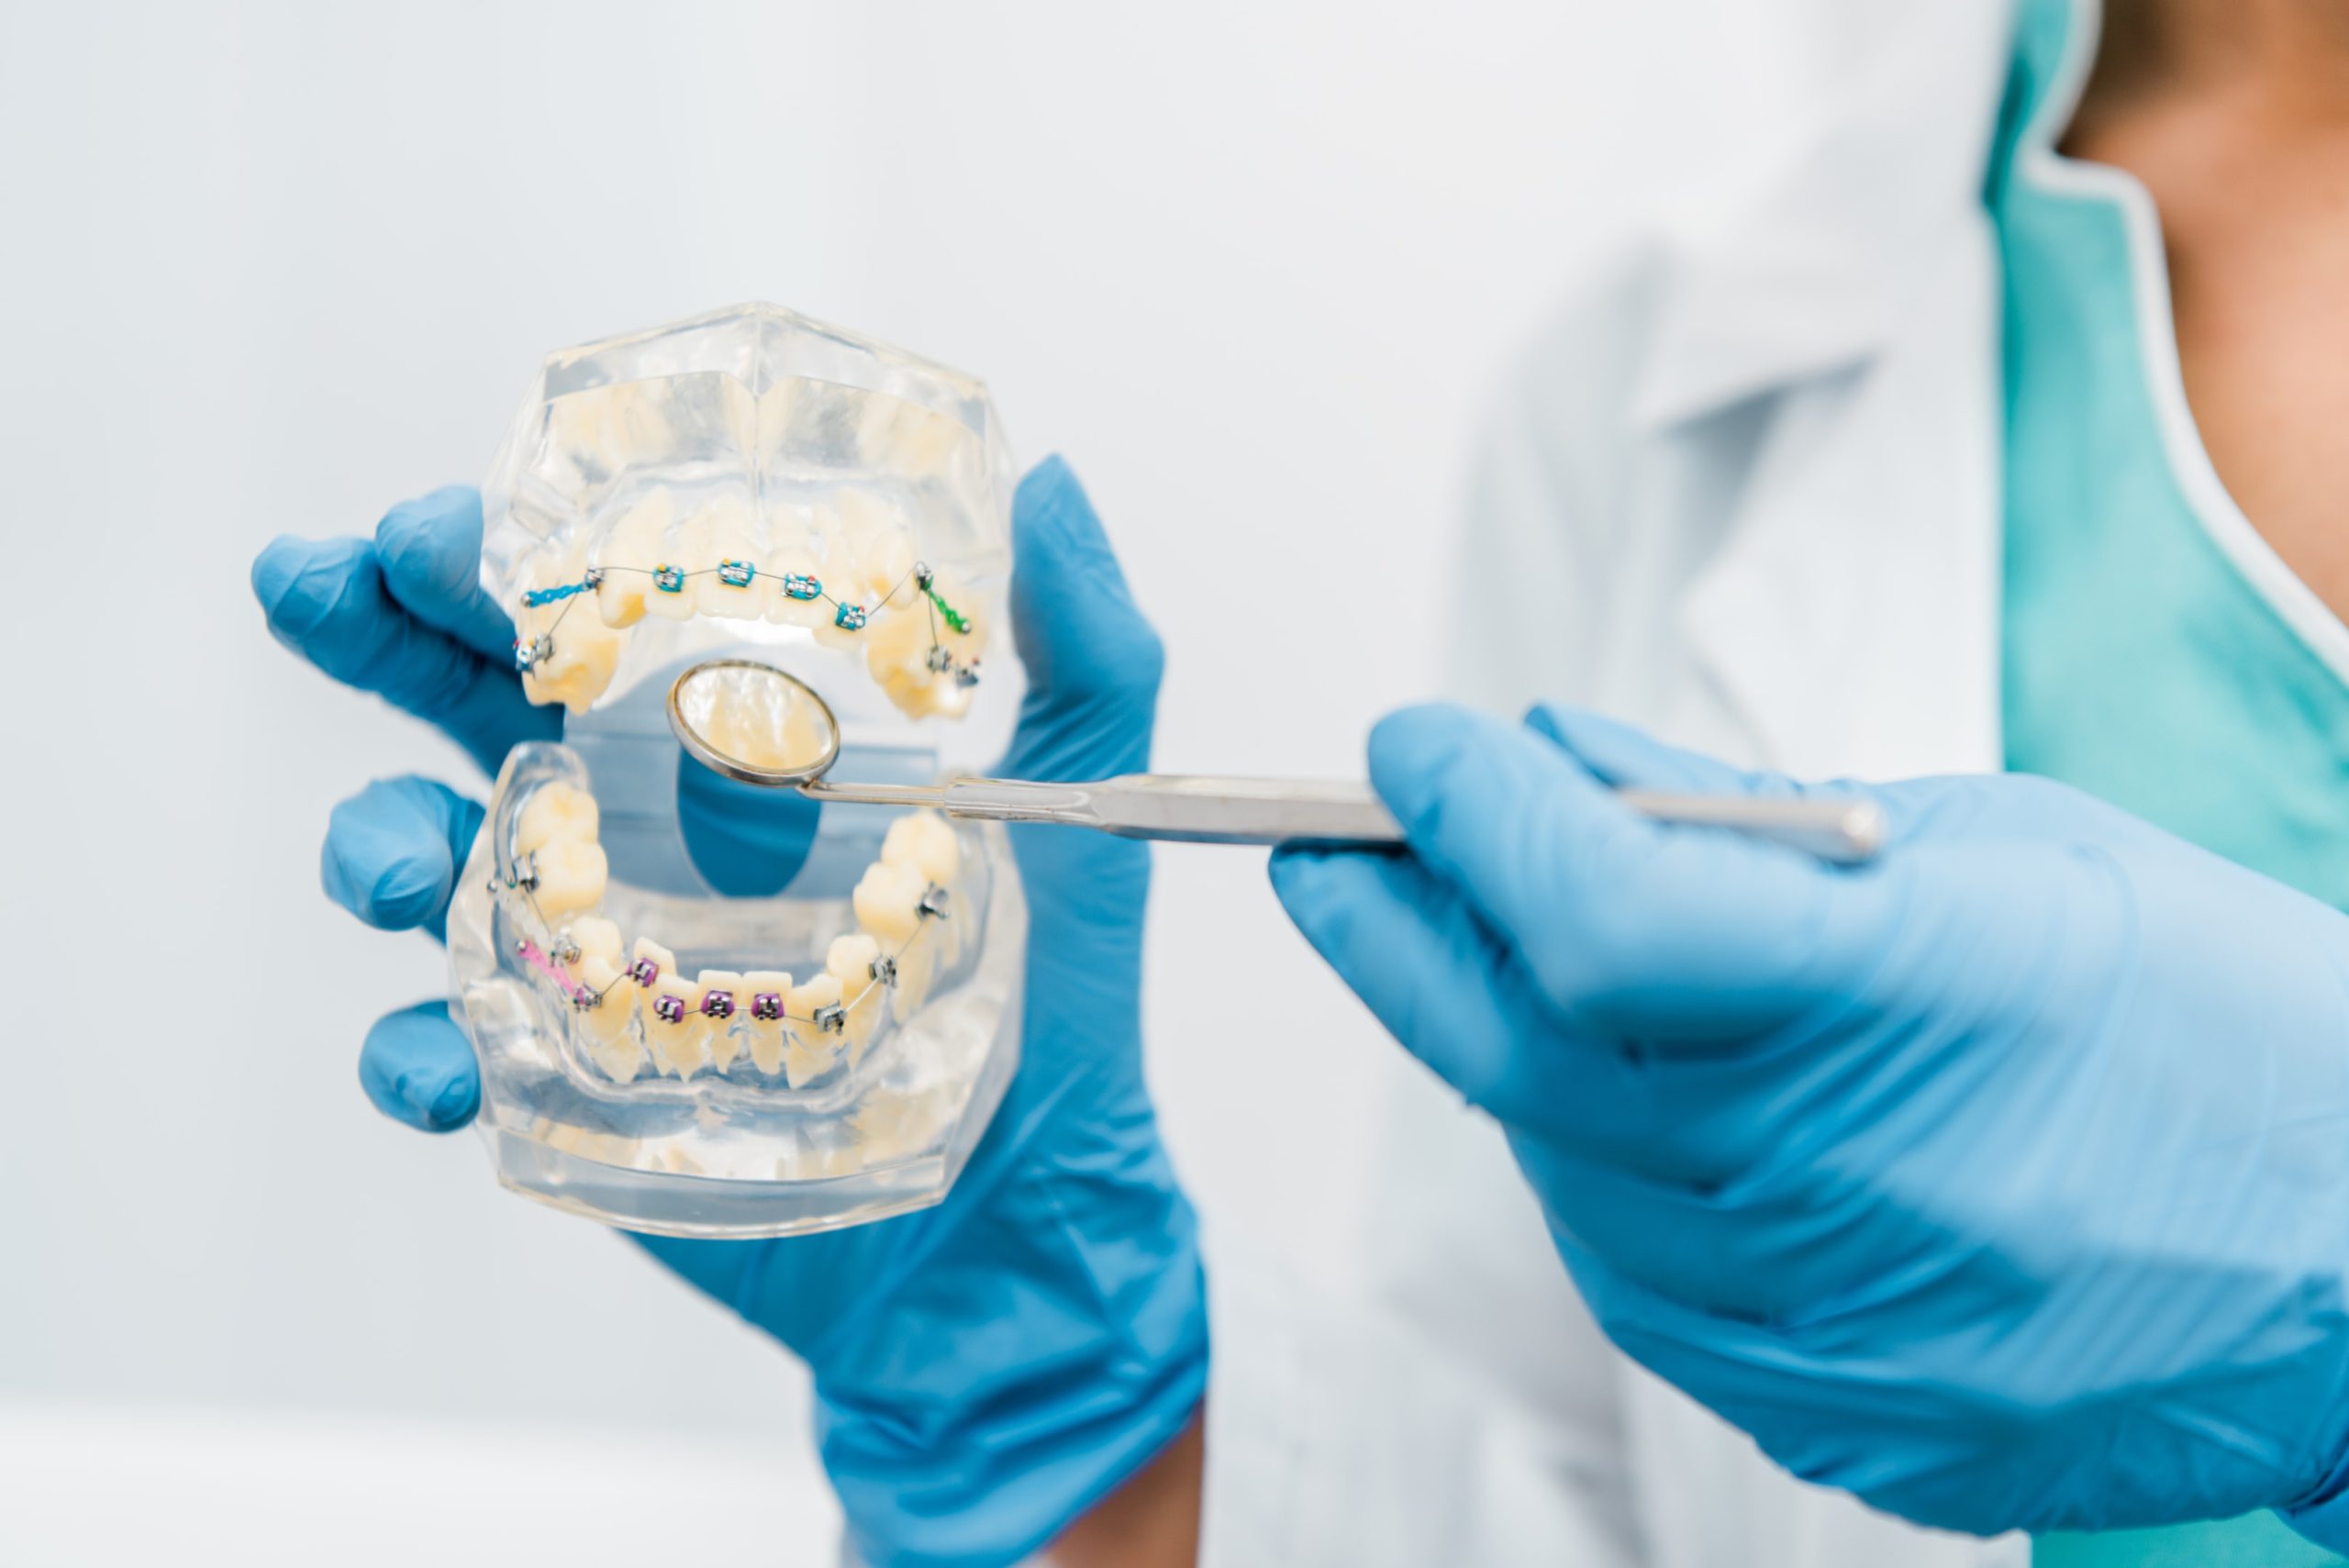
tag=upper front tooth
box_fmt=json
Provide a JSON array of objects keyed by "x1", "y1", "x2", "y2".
[
  {"x1": 852, "y1": 861, "x2": 927, "y2": 945},
  {"x1": 639, "y1": 496, "x2": 705, "y2": 624},
  {"x1": 741, "y1": 969, "x2": 793, "y2": 1074},
  {"x1": 594, "y1": 488, "x2": 674, "y2": 628},
  {"x1": 759, "y1": 502, "x2": 831, "y2": 628},
  {"x1": 697, "y1": 970, "x2": 743, "y2": 1070},
  {"x1": 518, "y1": 783, "x2": 600, "y2": 855},
  {"x1": 529, "y1": 840, "x2": 607, "y2": 920},
  {"x1": 882, "y1": 811, "x2": 961, "y2": 886},
  {"x1": 693, "y1": 498, "x2": 762, "y2": 620},
  {"x1": 835, "y1": 491, "x2": 918, "y2": 606}
]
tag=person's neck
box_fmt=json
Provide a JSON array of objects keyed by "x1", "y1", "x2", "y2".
[{"x1": 2068, "y1": 0, "x2": 2349, "y2": 149}]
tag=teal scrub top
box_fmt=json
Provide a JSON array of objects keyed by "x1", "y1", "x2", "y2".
[{"x1": 1996, "y1": 0, "x2": 2349, "y2": 1562}]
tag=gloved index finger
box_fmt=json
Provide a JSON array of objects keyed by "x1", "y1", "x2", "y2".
[
  {"x1": 372, "y1": 486, "x2": 518, "y2": 663},
  {"x1": 252, "y1": 532, "x2": 559, "y2": 775}
]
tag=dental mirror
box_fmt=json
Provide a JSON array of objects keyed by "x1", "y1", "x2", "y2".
[{"x1": 666, "y1": 659, "x2": 1885, "y2": 860}]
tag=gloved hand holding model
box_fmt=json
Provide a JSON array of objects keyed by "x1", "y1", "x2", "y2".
[
  {"x1": 251, "y1": 459, "x2": 1205, "y2": 1568},
  {"x1": 1271, "y1": 703, "x2": 2349, "y2": 1548}
]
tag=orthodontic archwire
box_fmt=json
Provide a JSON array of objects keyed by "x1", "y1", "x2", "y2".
[
  {"x1": 514, "y1": 560, "x2": 982, "y2": 689},
  {"x1": 498, "y1": 857, "x2": 952, "y2": 1034}
]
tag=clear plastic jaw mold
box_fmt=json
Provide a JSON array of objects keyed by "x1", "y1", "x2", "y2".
[{"x1": 443, "y1": 303, "x2": 1027, "y2": 1239}]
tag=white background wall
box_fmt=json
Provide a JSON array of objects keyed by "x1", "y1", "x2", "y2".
[{"x1": 0, "y1": 2, "x2": 1815, "y2": 1560}]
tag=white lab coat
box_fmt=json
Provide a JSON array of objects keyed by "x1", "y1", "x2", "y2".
[{"x1": 1200, "y1": 1, "x2": 2051, "y2": 1563}]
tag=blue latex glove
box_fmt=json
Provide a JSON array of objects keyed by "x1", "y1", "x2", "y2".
[
  {"x1": 1270, "y1": 702, "x2": 2349, "y2": 1546},
  {"x1": 253, "y1": 461, "x2": 1207, "y2": 1568}
]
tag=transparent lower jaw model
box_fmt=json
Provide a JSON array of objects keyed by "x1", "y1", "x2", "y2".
[{"x1": 443, "y1": 303, "x2": 1026, "y2": 1239}]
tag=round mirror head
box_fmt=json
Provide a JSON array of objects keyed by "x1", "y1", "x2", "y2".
[{"x1": 666, "y1": 659, "x2": 842, "y2": 787}]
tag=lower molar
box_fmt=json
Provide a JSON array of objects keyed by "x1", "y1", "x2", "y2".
[
  {"x1": 519, "y1": 783, "x2": 600, "y2": 855},
  {"x1": 529, "y1": 840, "x2": 608, "y2": 921},
  {"x1": 882, "y1": 811, "x2": 961, "y2": 885},
  {"x1": 852, "y1": 861, "x2": 928, "y2": 946}
]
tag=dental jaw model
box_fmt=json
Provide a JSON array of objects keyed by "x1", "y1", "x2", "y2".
[{"x1": 443, "y1": 304, "x2": 1025, "y2": 1239}]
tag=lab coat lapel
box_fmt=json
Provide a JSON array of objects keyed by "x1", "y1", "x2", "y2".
[
  {"x1": 1642, "y1": 0, "x2": 2014, "y2": 783},
  {"x1": 1675, "y1": 277, "x2": 2004, "y2": 784}
]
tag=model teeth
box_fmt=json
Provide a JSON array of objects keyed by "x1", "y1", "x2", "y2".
[
  {"x1": 692, "y1": 499, "x2": 762, "y2": 620},
  {"x1": 529, "y1": 840, "x2": 607, "y2": 920},
  {"x1": 629, "y1": 937, "x2": 677, "y2": 1074},
  {"x1": 643, "y1": 970, "x2": 708, "y2": 1077},
  {"x1": 520, "y1": 487, "x2": 990, "y2": 722},
  {"x1": 783, "y1": 973, "x2": 844, "y2": 1087},
  {"x1": 882, "y1": 810, "x2": 961, "y2": 885},
  {"x1": 560, "y1": 914, "x2": 623, "y2": 986},
  {"x1": 883, "y1": 938, "x2": 935, "y2": 1017},
  {"x1": 890, "y1": 406, "x2": 972, "y2": 477},
  {"x1": 518, "y1": 782, "x2": 600, "y2": 855},
  {"x1": 742, "y1": 969, "x2": 793, "y2": 1075},
  {"x1": 574, "y1": 954, "x2": 644, "y2": 1082},
  {"x1": 827, "y1": 933, "x2": 884, "y2": 1063},
  {"x1": 514, "y1": 546, "x2": 624, "y2": 714},
  {"x1": 852, "y1": 861, "x2": 928, "y2": 945},
  {"x1": 699, "y1": 970, "x2": 744, "y2": 1072},
  {"x1": 593, "y1": 489, "x2": 671, "y2": 628},
  {"x1": 629, "y1": 936, "x2": 675, "y2": 989},
  {"x1": 499, "y1": 790, "x2": 970, "y2": 1089},
  {"x1": 569, "y1": 915, "x2": 623, "y2": 962}
]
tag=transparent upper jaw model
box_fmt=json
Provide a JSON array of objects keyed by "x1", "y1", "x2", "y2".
[{"x1": 445, "y1": 303, "x2": 1026, "y2": 1239}]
